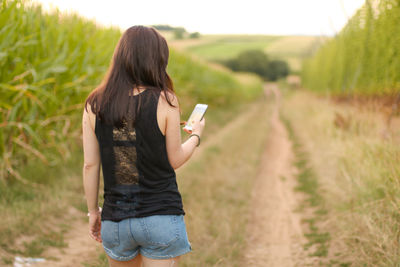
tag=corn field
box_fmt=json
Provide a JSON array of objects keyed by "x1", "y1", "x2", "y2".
[
  {"x1": 302, "y1": 0, "x2": 400, "y2": 96},
  {"x1": 0, "y1": 0, "x2": 262, "y2": 184}
]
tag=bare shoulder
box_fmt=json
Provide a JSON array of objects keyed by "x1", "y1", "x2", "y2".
[
  {"x1": 83, "y1": 103, "x2": 96, "y2": 130},
  {"x1": 159, "y1": 90, "x2": 179, "y2": 109}
]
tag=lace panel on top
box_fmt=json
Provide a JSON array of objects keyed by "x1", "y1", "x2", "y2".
[{"x1": 112, "y1": 119, "x2": 139, "y2": 185}]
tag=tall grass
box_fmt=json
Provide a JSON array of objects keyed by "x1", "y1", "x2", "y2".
[
  {"x1": 0, "y1": 0, "x2": 121, "y2": 183},
  {"x1": 0, "y1": 0, "x2": 262, "y2": 184},
  {"x1": 281, "y1": 90, "x2": 400, "y2": 265},
  {"x1": 302, "y1": 0, "x2": 400, "y2": 96}
]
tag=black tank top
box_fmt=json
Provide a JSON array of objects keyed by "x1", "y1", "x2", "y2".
[{"x1": 95, "y1": 89, "x2": 184, "y2": 222}]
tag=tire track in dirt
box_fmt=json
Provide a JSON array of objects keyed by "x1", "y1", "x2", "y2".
[{"x1": 243, "y1": 83, "x2": 309, "y2": 266}]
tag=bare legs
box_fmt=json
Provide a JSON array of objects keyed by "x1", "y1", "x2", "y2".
[
  {"x1": 106, "y1": 254, "x2": 142, "y2": 267},
  {"x1": 142, "y1": 256, "x2": 180, "y2": 267},
  {"x1": 106, "y1": 254, "x2": 181, "y2": 267}
]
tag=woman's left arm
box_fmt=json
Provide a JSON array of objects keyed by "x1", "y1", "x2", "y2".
[{"x1": 82, "y1": 105, "x2": 102, "y2": 242}]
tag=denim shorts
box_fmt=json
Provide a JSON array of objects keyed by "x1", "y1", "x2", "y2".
[{"x1": 101, "y1": 215, "x2": 192, "y2": 261}]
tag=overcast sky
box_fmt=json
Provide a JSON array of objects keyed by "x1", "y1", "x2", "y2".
[{"x1": 34, "y1": 0, "x2": 365, "y2": 36}]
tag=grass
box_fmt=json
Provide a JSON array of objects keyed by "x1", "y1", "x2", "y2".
[
  {"x1": 83, "y1": 252, "x2": 108, "y2": 267},
  {"x1": 281, "y1": 113, "x2": 331, "y2": 262},
  {"x1": 85, "y1": 96, "x2": 273, "y2": 267},
  {"x1": 22, "y1": 231, "x2": 68, "y2": 257},
  {"x1": 264, "y1": 35, "x2": 322, "y2": 73},
  {"x1": 180, "y1": 100, "x2": 270, "y2": 266},
  {"x1": 0, "y1": 144, "x2": 86, "y2": 261},
  {"x1": 281, "y1": 88, "x2": 400, "y2": 266},
  {"x1": 186, "y1": 35, "x2": 282, "y2": 61}
]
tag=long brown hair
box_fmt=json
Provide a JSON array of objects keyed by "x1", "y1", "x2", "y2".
[{"x1": 85, "y1": 25, "x2": 175, "y2": 127}]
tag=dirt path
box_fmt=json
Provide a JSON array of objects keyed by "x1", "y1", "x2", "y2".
[
  {"x1": 243, "y1": 83, "x2": 309, "y2": 266},
  {"x1": 32, "y1": 207, "x2": 102, "y2": 267}
]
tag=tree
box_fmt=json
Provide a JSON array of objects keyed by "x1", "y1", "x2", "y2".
[
  {"x1": 225, "y1": 50, "x2": 269, "y2": 77},
  {"x1": 152, "y1": 24, "x2": 175, "y2": 31},
  {"x1": 266, "y1": 60, "x2": 290, "y2": 81},
  {"x1": 189, "y1": 32, "x2": 200, "y2": 39},
  {"x1": 221, "y1": 50, "x2": 290, "y2": 81},
  {"x1": 173, "y1": 27, "x2": 186, "y2": 39}
]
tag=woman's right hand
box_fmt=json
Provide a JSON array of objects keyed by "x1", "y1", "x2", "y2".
[
  {"x1": 88, "y1": 210, "x2": 102, "y2": 243},
  {"x1": 191, "y1": 117, "x2": 206, "y2": 136}
]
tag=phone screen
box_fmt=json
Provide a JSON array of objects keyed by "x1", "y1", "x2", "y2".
[{"x1": 183, "y1": 104, "x2": 208, "y2": 132}]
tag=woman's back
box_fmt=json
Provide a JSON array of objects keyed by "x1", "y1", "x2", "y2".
[
  {"x1": 83, "y1": 26, "x2": 205, "y2": 265},
  {"x1": 95, "y1": 88, "x2": 184, "y2": 222}
]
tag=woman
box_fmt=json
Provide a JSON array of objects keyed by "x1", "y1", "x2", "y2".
[{"x1": 82, "y1": 25, "x2": 205, "y2": 267}]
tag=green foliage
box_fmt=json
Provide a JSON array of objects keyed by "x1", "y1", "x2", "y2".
[
  {"x1": 0, "y1": 0, "x2": 121, "y2": 182},
  {"x1": 173, "y1": 27, "x2": 186, "y2": 40},
  {"x1": 22, "y1": 231, "x2": 67, "y2": 257},
  {"x1": 282, "y1": 116, "x2": 331, "y2": 258},
  {"x1": 184, "y1": 35, "x2": 318, "y2": 73},
  {"x1": 189, "y1": 32, "x2": 200, "y2": 39},
  {"x1": 302, "y1": 0, "x2": 400, "y2": 95},
  {"x1": 266, "y1": 60, "x2": 290, "y2": 81},
  {"x1": 0, "y1": 0, "x2": 262, "y2": 183},
  {"x1": 169, "y1": 49, "x2": 262, "y2": 115},
  {"x1": 224, "y1": 50, "x2": 269, "y2": 77},
  {"x1": 187, "y1": 35, "x2": 281, "y2": 60},
  {"x1": 222, "y1": 50, "x2": 290, "y2": 81},
  {"x1": 151, "y1": 24, "x2": 176, "y2": 31}
]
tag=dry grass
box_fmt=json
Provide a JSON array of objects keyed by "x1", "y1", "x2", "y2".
[
  {"x1": 0, "y1": 146, "x2": 87, "y2": 264},
  {"x1": 281, "y1": 89, "x2": 400, "y2": 266},
  {"x1": 265, "y1": 36, "x2": 322, "y2": 56},
  {"x1": 265, "y1": 36, "x2": 323, "y2": 73}
]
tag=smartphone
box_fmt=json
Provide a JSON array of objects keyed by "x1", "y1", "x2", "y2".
[{"x1": 183, "y1": 104, "x2": 208, "y2": 133}]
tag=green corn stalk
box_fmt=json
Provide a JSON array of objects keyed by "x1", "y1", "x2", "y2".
[{"x1": 301, "y1": 0, "x2": 400, "y2": 96}]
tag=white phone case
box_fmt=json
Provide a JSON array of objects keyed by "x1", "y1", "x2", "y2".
[{"x1": 183, "y1": 104, "x2": 208, "y2": 131}]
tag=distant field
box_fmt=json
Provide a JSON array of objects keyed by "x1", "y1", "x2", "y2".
[
  {"x1": 168, "y1": 34, "x2": 322, "y2": 73},
  {"x1": 184, "y1": 35, "x2": 282, "y2": 60},
  {"x1": 265, "y1": 35, "x2": 323, "y2": 73}
]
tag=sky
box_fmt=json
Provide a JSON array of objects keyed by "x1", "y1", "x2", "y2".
[{"x1": 34, "y1": 0, "x2": 365, "y2": 36}]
